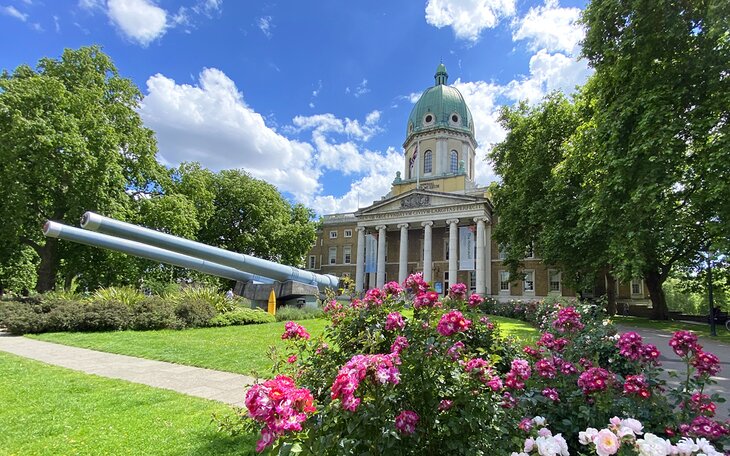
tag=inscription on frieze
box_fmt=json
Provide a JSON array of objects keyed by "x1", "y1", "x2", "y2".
[{"x1": 400, "y1": 194, "x2": 431, "y2": 209}]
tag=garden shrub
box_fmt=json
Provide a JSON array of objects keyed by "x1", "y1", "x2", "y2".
[
  {"x1": 274, "y1": 306, "x2": 324, "y2": 322},
  {"x1": 225, "y1": 275, "x2": 728, "y2": 455},
  {"x1": 209, "y1": 308, "x2": 275, "y2": 326},
  {"x1": 132, "y1": 297, "x2": 182, "y2": 330},
  {"x1": 175, "y1": 286, "x2": 233, "y2": 313},
  {"x1": 76, "y1": 300, "x2": 133, "y2": 331},
  {"x1": 174, "y1": 298, "x2": 217, "y2": 328},
  {"x1": 0, "y1": 301, "x2": 48, "y2": 334},
  {"x1": 91, "y1": 286, "x2": 146, "y2": 307}
]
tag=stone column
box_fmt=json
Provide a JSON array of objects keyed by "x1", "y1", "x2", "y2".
[
  {"x1": 447, "y1": 219, "x2": 459, "y2": 290},
  {"x1": 485, "y1": 223, "x2": 492, "y2": 295},
  {"x1": 397, "y1": 223, "x2": 409, "y2": 284},
  {"x1": 355, "y1": 227, "x2": 366, "y2": 293},
  {"x1": 422, "y1": 221, "x2": 433, "y2": 283},
  {"x1": 474, "y1": 217, "x2": 487, "y2": 295},
  {"x1": 376, "y1": 225, "x2": 387, "y2": 288}
]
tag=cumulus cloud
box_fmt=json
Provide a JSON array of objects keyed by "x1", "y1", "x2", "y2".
[
  {"x1": 1, "y1": 5, "x2": 28, "y2": 21},
  {"x1": 303, "y1": 147, "x2": 404, "y2": 214},
  {"x1": 106, "y1": 0, "x2": 168, "y2": 46},
  {"x1": 425, "y1": 0, "x2": 516, "y2": 42},
  {"x1": 291, "y1": 110, "x2": 382, "y2": 142},
  {"x1": 139, "y1": 68, "x2": 321, "y2": 199},
  {"x1": 504, "y1": 49, "x2": 590, "y2": 103},
  {"x1": 512, "y1": 0, "x2": 583, "y2": 54}
]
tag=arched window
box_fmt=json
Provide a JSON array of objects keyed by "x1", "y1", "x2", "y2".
[
  {"x1": 424, "y1": 150, "x2": 432, "y2": 174},
  {"x1": 450, "y1": 150, "x2": 458, "y2": 173}
]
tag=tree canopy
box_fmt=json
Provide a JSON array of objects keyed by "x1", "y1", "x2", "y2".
[{"x1": 489, "y1": 0, "x2": 729, "y2": 319}]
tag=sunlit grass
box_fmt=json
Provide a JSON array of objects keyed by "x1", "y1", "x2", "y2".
[
  {"x1": 612, "y1": 315, "x2": 730, "y2": 345},
  {"x1": 0, "y1": 351, "x2": 256, "y2": 455}
]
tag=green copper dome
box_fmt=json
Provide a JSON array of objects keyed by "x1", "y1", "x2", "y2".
[{"x1": 406, "y1": 64, "x2": 474, "y2": 140}]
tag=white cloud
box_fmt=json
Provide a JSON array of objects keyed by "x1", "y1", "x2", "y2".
[
  {"x1": 346, "y1": 79, "x2": 370, "y2": 98},
  {"x1": 304, "y1": 147, "x2": 404, "y2": 214},
  {"x1": 139, "y1": 68, "x2": 321, "y2": 199},
  {"x1": 78, "y1": 0, "x2": 104, "y2": 11},
  {"x1": 1, "y1": 5, "x2": 28, "y2": 21},
  {"x1": 425, "y1": 0, "x2": 516, "y2": 42},
  {"x1": 192, "y1": 0, "x2": 222, "y2": 16},
  {"x1": 512, "y1": 0, "x2": 583, "y2": 54},
  {"x1": 291, "y1": 110, "x2": 382, "y2": 142},
  {"x1": 257, "y1": 15, "x2": 272, "y2": 38},
  {"x1": 107, "y1": 0, "x2": 168, "y2": 46}
]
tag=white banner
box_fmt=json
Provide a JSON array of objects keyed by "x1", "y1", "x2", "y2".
[
  {"x1": 459, "y1": 226, "x2": 476, "y2": 271},
  {"x1": 365, "y1": 234, "x2": 377, "y2": 273}
]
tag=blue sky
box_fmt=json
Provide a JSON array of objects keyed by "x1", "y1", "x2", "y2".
[{"x1": 1, "y1": 0, "x2": 591, "y2": 215}]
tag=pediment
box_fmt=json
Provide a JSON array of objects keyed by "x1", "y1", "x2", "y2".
[{"x1": 357, "y1": 189, "x2": 486, "y2": 217}]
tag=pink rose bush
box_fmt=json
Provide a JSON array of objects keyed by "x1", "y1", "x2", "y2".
[{"x1": 230, "y1": 282, "x2": 728, "y2": 454}]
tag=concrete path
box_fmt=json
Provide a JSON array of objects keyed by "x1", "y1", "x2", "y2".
[
  {"x1": 0, "y1": 332, "x2": 255, "y2": 407},
  {"x1": 615, "y1": 324, "x2": 730, "y2": 421}
]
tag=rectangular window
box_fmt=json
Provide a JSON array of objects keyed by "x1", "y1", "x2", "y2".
[
  {"x1": 444, "y1": 239, "x2": 450, "y2": 260},
  {"x1": 499, "y1": 271, "x2": 510, "y2": 292},
  {"x1": 329, "y1": 230, "x2": 338, "y2": 239},
  {"x1": 549, "y1": 270, "x2": 561, "y2": 293},
  {"x1": 344, "y1": 229, "x2": 353, "y2": 238},
  {"x1": 523, "y1": 270, "x2": 535, "y2": 293},
  {"x1": 631, "y1": 279, "x2": 643, "y2": 295},
  {"x1": 328, "y1": 247, "x2": 337, "y2": 265},
  {"x1": 498, "y1": 244, "x2": 507, "y2": 260},
  {"x1": 469, "y1": 271, "x2": 477, "y2": 290},
  {"x1": 343, "y1": 246, "x2": 352, "y2": 264},
  {"x1": 308, "y1": 256, "x2": 316, "y2": 269}
]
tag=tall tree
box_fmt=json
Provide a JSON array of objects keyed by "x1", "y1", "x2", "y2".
[
  {"x1": 578, "y1": 0, "x2": 730, "y2": 318},
  {"x1": 199, "y1": 169, "x2": 318, "y2": 267},
  {"x1": 0, "y1": 46, "x2": 163, "y2": 291}
]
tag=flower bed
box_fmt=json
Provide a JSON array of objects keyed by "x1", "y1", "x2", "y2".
[{"x1": 224, "y1": 275, "x2": 728, "y2": 455}]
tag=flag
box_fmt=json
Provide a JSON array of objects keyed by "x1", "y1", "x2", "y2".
[{"x1": 409, "y1": 143, "x2": 418, "y2": 168}]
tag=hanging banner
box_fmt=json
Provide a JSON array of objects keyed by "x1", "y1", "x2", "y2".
[
  {"x1": 459, "y1": 226, "x2": 476, "y2": 270},
  {"x1": 365, "y1": 234, "x2": 377, "y2": 273}
]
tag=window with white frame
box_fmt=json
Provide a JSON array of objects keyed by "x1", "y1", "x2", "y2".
[
  {"x1": 424, "y1": 150, "x2": 432, "y2": 174},
  {"x1": 498, "y1": 244, "x2": 507, "y2": 260},
  {"x1": 523, "y1": 270, "x2": 535, "y2": 293},
  {"x1": 499, "y1": 271, "x2": 510, "y2": 292},
  {"x1": 328, "y1": 247, "x2": 337, "y2": 264},
  {"x1": 343, "y1": 246, "x2": 352, "y2": 264},
  {"x1": 548, "y1": 270, "x2": 561, "y2": 293},
  {"x1": 308, "y1": 256, "x2": 316, "y2": 269},
  {"x1": 329, "y1": 230, "x2": 337, "y2": 239},
  {"x1": 631, "y1": 279, "x2": 643, "y2": 295},
  {"x1": 344, "y1": 229, "x2": 352, "y2": 238}
]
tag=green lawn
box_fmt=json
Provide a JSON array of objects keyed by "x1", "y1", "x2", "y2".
[
  {"x1": 0, "y1": 351, "x2": 256, "y2": 455},
  {"x1": 31, "y1": 319, "x2": 329, "y2": 377},
  {"x1": 30, "y1": 315, "x2": 539, "y2": 375},
  {"x1": 612, "y1": 315, "x2": 730, "y2": 345}
]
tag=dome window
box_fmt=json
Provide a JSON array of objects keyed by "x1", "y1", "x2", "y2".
[
  {"x1": 423, "y1": 113, "x2": 434, "y2": 126},
  {"x1": 449, "y1": 113, "x2": 460, "y2": 126}
]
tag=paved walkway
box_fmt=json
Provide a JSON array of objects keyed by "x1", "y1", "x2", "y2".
[
  {"x1": 615, "y1": 324, "x2": 730, "y2": 421},
  {"x1": 0, "y1": 332, "x2": 255, "y2": 407}
]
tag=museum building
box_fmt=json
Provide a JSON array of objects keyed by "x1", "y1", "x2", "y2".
[{"x1": 306, "y1": 64, "x2": 649, "y2": 303}]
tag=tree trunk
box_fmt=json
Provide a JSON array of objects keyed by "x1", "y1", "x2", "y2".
[
  {"x1": 645, "y1": 270, "x2": 669, "y2": 320},
  {"x1": 35, "y1": 238, "x2": 59, "y2": 293},
  {"x1": 605, "y1": 272, "x2": 617, "y2": 316}
]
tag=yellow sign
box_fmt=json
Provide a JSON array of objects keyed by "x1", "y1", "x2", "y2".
[{"x1": 267, "y1": 289, "x2": 276, "y2": 315}]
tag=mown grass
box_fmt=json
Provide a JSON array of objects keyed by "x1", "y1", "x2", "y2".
[
  {"x1": 612, "y1": 315, "x2": 730, "y2": 345},
  {"x1": 30, "y1": 315, "x2": 540, "y2": 376},
  {"x1": 0, "y1": 351, "x2": 256, "y2": 455},
  {"x1": 31, "y1": 319, "x2": 329, "y2": 377}
]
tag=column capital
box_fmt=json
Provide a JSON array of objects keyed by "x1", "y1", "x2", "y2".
[
  {"x1": 356, "y1": 226, "x2": 366, "y2": 232},
  {"x1": 446, "y1": 218, "x2": 460, "y2": 225},
  {"x1": 375, "y1": 224, "x2": 387, "y2": 231},
  {"x1": 473, "y1": 216, "x2": 488, "y2": 224},
  {"x1": 397, "y1": 223, "x2": 410, "y2": 229},
  {"x1": 421, "y1": 221, "x2": 433, "y2": 227}
]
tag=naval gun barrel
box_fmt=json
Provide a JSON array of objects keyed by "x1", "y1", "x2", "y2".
[
  {"x1": 43, "y1": 221, "x2": 274, "y2": 284},
  {"x1": 81, "y1": 212, "x2": 339, "y2": 290}
]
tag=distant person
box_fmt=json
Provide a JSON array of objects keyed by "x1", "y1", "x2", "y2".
[{"x1": 225, "y1": 289, "x2": 234, "y2": 300}]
